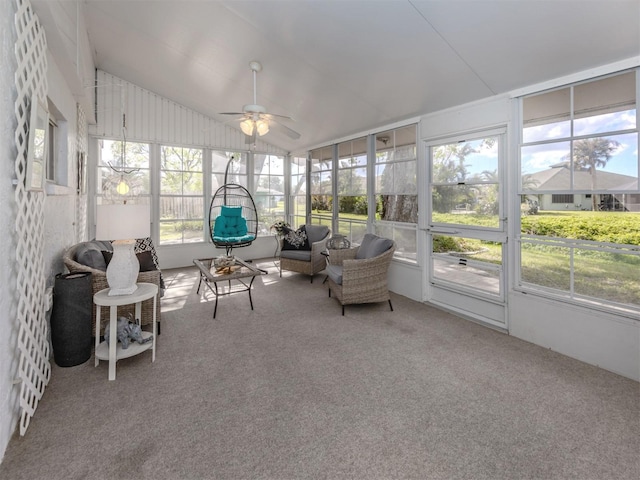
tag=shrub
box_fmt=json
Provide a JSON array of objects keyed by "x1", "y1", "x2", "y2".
[{"x1": 521, "y1": 212, "x2": 640, "y2": 245}]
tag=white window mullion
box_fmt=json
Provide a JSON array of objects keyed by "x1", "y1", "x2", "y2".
[{"x1": 150, "y1": 143, "x2": 160, "y2": 243}]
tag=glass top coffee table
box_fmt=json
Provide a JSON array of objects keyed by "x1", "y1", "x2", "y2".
[{"x1": 193, "y1": 257, "x2": 264, "y2": 319}]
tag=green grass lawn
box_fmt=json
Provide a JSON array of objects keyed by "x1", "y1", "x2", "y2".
[
  {"x1": 435, "y1": 210, "x2": 639, "y2": 306},
  {"x1": 521, "y1": 244, "x2": 640, "y2": 305}
]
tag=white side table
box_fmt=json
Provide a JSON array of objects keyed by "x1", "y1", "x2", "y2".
[{"x1": 94, "y1": 282, "x2": 158, "y2": 381}]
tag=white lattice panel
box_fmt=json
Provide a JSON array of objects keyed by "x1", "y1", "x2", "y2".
[{"x1": 13, "y1": 0, "x2": 50, "y2": 436}]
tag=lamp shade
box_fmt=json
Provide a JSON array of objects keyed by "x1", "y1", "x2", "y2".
[
  {"x1": 256, "y1": 119, "x2": 269, "y2": 136},
  {"x1": 240, "y1": 119, "x2": 254, "y2": 136},
  {"x1": 95, "y1": 204, "x2": 150, "y2": 241}
]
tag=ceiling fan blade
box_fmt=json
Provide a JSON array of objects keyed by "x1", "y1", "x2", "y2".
[
  {"x1": 219, "y1": 112, "x2": 245, "y2": 116},
  {"x1": 269, "y1": 118, "x2": 301, "y2": 140},
  {"x1": 263, "y1": 112, "x2": 294, "y2": 121}
]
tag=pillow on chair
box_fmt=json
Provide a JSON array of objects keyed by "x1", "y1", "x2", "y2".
[
  {"x1": 282, "y1": 225, "x2": 310, "y2": 251},
  {"x1": 75, "y1": 240, "x2": 113, "y2": 270},
  {"x1": 221, "y1": 205, "x2": 242, "y2": 217},
  {"x1": 356, "y1": 233, "x2": 394, "y2": 259},
  {"x1": 305, "y1": 224, "x2": 330, "y2": 244},
  {"x1": 214, "y1": 206, "x2": 248, "y2": 237}
]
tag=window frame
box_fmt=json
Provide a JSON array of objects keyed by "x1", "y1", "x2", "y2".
[
  {"x1": 373, "y1": 125, "x2": 418, "y2": 263},
  {"x1": 516, "y1": 69, "x2": 640, "y2": 317},
  {"x1": 158, "y1": 144, "x2": 205, "y2": 245},
  {"x1": 253, "y1": 153, "x2": 286, "y2": 235},
  {"x1": 336, "y1": 136, "x2": 368, "y2": 244}
]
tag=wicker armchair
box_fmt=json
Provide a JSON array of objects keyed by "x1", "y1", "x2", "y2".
[
  {"x1": 325, "y1": 234, "x2": 395, "y2": 315},
  {"x1": 63, "y1": 242, "x2": 162, "y2": 336},
  {"x1": 279, "y1": 224, "x2": 330, "y2": 283}
]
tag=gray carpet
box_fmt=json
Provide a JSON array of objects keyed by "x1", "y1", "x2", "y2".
[{"x1": 1, "y1": 259, "x2": 638, "y2": 480}]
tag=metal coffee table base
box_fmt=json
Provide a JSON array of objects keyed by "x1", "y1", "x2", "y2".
[{"x1": 193, "y1": 258, "x2": 263, "y2": 319}]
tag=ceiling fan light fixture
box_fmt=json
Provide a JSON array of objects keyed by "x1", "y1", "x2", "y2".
[
  {"x1": 240, "y1": 119, "x2": 254, "y2": 136},
  {"x1": 219, "y1": 60, "x2": 300, "y2": 141},
  {"x1": 256, "y1": 119, "x2": 269, "y2": 136}
]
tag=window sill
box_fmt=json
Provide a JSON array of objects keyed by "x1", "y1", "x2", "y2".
[{"x1": 45, "y1": 183, "x2": 74, "y2": 196}]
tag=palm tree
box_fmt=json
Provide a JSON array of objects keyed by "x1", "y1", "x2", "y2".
[{"x1": 569, "y1": 138, "x2": 620, "y2": 210}]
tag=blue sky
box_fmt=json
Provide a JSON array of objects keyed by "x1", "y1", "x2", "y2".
[{"x1": 521, "y1": 110, "x2": 638, "y2": 179}]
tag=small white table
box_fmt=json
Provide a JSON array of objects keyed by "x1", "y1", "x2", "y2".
[{"x1": 94, "y1": 282, "x2": 158, "y2": 381}]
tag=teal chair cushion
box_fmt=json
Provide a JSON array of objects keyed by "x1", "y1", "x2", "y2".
[
  {"x1": 213, "y1": 207, "x2": 249, "y2": 238},
  {"x1": 221, "y1": 205, "x2": 243, "y2": 217}
]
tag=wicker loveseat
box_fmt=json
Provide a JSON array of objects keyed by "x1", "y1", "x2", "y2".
[
  {"x1": 325, "y1": 233, "x2": 395, "y2": 315},
  {"x1": 63, "y1": 239, "x2": 163, "y2": 336},
  {"x1": 279, "y1": 224, "x2": 330, "y2": 283}
]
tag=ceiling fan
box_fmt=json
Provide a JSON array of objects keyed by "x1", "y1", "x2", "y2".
[{"x1": 220, "y1": 61, "x2": 301, "y2": 143}]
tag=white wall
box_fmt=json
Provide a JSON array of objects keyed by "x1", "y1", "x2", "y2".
[
  {"x1": 0, "y1": 0, "x2": 19, "y2": 463},
  {"x1": 157, "y1": 235, "x2": 279, "y2": 270},
  {"x1": 44, "y1": 52, "x2": 83, "y2": 290},
  {"x1": 90, "y1": 71, "x2": 287, "y2": 156},
  {"x1": 510, "y1": 292, "x2": 640, "y2": 380}
]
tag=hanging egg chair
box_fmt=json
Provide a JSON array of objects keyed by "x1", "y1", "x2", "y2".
[{"x1": 209, "y1": 157, "x2": 258, "y2": 256}]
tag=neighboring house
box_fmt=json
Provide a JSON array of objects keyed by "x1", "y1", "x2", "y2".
[{"x1": 525, "y1": 162, "x2": 640, "y2": 211}]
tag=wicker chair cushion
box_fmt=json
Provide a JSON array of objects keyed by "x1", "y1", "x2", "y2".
[
  {"x1": 326, "y1": 264, "x2": 343, "y2": 285},
  {"x1": 355, "y1": 233, "x2": 394, "y2": 259},
  {"x1": 280, "y1": 249, "x2": 312, "y2": 261},
  {"x1": 305, "y1": 224, "x2": 330, "y2": 244}
]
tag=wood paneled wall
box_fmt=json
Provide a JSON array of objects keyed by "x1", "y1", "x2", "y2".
[{"x1": 90, "y1": 70, "x2": 286, "y2": 155}]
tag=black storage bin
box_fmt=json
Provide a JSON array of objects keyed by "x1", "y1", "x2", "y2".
[{"x1": 51, "y1": 272, "x2": 92, "y2": 367}]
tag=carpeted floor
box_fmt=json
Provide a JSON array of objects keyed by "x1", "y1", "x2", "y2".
[{"x1": 0, "y1": 259, "x2": 638, "y2": 480}]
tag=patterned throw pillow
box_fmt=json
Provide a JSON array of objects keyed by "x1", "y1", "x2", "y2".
[{"x1": 281, "y1": 225, "x2": 311, "y2": 251}]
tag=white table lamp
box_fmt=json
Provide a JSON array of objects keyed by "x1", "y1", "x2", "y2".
[{"x1": 96, "y1": 204, "x2": 150, "y2": 296}]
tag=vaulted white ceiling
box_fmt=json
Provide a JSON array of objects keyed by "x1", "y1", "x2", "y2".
[{"x1": 38, "y1": 0, "x2": 640, "y2": 153}]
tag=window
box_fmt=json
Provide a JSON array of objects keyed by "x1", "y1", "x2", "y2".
[
  {"x1": 46, "y1": 118, "x2": 57, "y2": 182},
  {"x1": 97, "y1": 139, "x2": 150, "y2": 201},
  {"x1": 374, "y1": 125, "x2": 418, "y2": 261},
  {"x1": 309, "y1": 146, "x2": 333, "y2": 228},
  {"x1": 432, "y1": 136, "x2": 501, "y2": 229},
  {"x1": 159, "y1": 146, "x2": 203, "y2": 244},
  {"x1": 289, "y1": 155, "x2": 307, "y2": 229},
  {"x1": 308, "y1": 126, "x2": 418, "y2": 260},
  {"x1": 337, "y1": 137, "x2": 368, "y2": 243},
  {"x1": 211, "y1": 151, "x2": 246, "y2": 192},
  {"x1": 254, "y1": 154, "x2": 285, "y2": 234},
  {"x1": 551, "y1": 194, "x2": 575, "y2": 204},
  {"x1": 519, "y1": 70, "x2": 640, "y2": 314},
  {"x1": 45, "y1": 99, "x2": 70, "y2": 190}
]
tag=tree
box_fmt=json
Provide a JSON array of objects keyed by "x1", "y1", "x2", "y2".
[
  {"x1": 432, "y1": 143, "x2": 476, "y2": 213},
  {"x1": 160, "y1": 146, "x2": 203, "y2": 194},
  {"x1": 569, "y1": 138, "x2": 620, "y2": 210},
  {"x1": 378, "y1": 158, "x2": 417, "y2": 223},
  {"x1": 470, "y1": 169, "x2": 499, "y2": 215}
]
